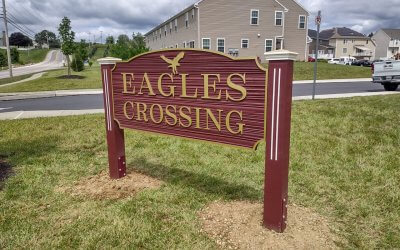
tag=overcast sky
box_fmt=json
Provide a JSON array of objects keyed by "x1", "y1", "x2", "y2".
[{"x1": 5, "y1": 0, "x2": 400, "y2": 42}]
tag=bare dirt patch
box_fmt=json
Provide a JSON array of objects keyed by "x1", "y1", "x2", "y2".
[
  {"x1": 57, "y1": 169, "x2": 163, "y2": 199},
  {"x1": 0, "y1": 157, "x2": 14, "y2": 190},
  {"x1": 199, "y1": 201, "x2": 340, "y2": 249}
]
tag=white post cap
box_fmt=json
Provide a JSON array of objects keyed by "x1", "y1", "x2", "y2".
[
  {"x1": 264, "y1": 49, "x2": 298, "y2": 61},
  {"x1": 97, "y1": 57, "x2": 122, "y2": 65}
]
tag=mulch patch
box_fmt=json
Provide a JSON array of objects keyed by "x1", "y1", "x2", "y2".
[{"x1": 57, "y1": 75, "x2": 86, "y2": 79}]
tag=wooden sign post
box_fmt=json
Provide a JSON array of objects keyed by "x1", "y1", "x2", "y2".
[
  {"x1": 98, "y1": 49, "x2": 297, "y2": 233},
  {"x1": 263, "y1": 50, "x2": 298, "y2": 232}
]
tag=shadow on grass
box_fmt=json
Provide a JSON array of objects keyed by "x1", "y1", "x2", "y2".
[
  {"x1": 57, "y1": 75, "x2": 86, "y2": 80},
  {"x1": 0, "y1": 157, "x2": 13, "y2": 190},
  {"x1": 130, "y1": 156, "x2": 261, "y2": 201}
]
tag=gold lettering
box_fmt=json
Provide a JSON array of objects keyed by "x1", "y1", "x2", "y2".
[
  {"x1": 194, "y1": 107, "x2": 202, "y2": 129},
  {"x1": 226, "y1": 110, "x2": 245, "y2": 135},
  {"x1": 165, "y1": 105, "x2": 177, "y2": 126},
  {"x1": 180, "y1": 74, "x2": 198, "y2": 99},
  {"x1": 150, "y1": 104, "x2": 163, "y2": 124},
  {"x1": 139, "y1": 73, "x2": 156, "y2": 96},
  {"x1": 122, "y1": 73, "x2": 135, "y2": 94},
  {"x1": 158, "y1": 73, "x2": 175, "y2": 97},
  {"x1": 205, "y1": 108, "x2": 222, "y2": 131},
  {"x1": 123, "y1": 101, "x2": 135, "y2": 120},
  {"x1": 226, "y1": 73, "x2": 247, "y2": 101},
  {"x1": 178, "y1": 106, "x2": 192, "y2": 128},
  {"x1": 136, "y1": 102, "x2": 148, "y2": 121},
  {"x1": 202, "y1": 74, "x2": 222, "y2": 100}
]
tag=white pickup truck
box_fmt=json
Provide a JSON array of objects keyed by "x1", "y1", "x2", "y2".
[{"x1": 372, "y1": 60, "x2": 400, "y2": 91}]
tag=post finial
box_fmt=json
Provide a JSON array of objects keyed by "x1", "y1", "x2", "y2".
[
  {"x1": 97, "y1": 57, "x2": 122, "y2": 65},
  {"x1": 264, "y1": 49, "x2": 298, "y2": 61}
]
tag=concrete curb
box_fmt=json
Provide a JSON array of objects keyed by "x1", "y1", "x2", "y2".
[
  {"x1": 0, "y1": 89, "x2": 103, "y2": 101},
  {"x1": 293, "y1": 78, "x2": 372, "y2": 84}
]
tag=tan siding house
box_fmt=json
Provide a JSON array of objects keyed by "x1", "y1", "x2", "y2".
[
  {"x1": 372, "y1": 29, "x2": 400, "y2": 60},
  {"x1": 145, "y1": 0, "x2": 309, "y2": 62}
]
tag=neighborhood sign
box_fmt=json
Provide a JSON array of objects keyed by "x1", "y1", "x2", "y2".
[
  {"x1": 111, "y1": 50, "x2": 266, "y2": 149},
  {"x1": 99, "y1": 49, "x2": 297, "y2": 233}
]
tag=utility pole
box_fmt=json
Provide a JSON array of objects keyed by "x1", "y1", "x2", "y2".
[
  {"x1": 2, "y1": 0, "x2": 12, "y2": 78},
  {"x1": 312, "y1": 10, "x2": 321, "y2": 100}
]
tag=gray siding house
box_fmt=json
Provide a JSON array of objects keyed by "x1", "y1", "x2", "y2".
[
  {"x1": 372, "y1": 29, "x2": 400, "y2": 60},
  {"x1": 145, "y1": 0, "x2": 309, "y2": 62}
]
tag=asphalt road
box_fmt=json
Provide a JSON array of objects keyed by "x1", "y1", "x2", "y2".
[
  {"x1": 0, "y1": 50, "x2": 64, "y2": 79},
  {"x1": 1, "y1": 81, "x2": 397, "y2": 115}
]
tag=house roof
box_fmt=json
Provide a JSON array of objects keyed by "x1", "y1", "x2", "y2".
[
  {"x1": 382, "y1": 29, "x2": 400, "y2": 40},
  {"x1": 319, "y1": 27, "x2": 366, "y2": 40},
  {"x1": 145, "y1": 0, "x2": 310, "y2": 37},
  {"x1": 308, "y1": 29, "x2": 330, "y2": 40}
]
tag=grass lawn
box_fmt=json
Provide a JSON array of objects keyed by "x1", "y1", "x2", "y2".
[
  {"x1": 1, "y1": 49, "x2": 50, "y2": 65},
  {"x1": 0, "y1": 74, "x2": 33, "y2": 86},
  {"x1": 0, "y1": 66, "x2": 101, "y2": 93},
  {"x1": 0, "y1": 95, "x2": 399, "y2": 248},
  {"x1": 262, "y1": 61, "x2": 372, "y2": 81}
]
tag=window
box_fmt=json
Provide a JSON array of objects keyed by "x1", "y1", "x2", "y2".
[
  {"x1": 164, "y1": 26, "x2": 167, "y2": 37},
  {"x1": 366, "y1": 40, "x2": 369, "y2": 44},
  {"x1": 159, "y1": 29, "x2": 161, "y2": 39},
  {"x1": 298, "y1": 15, "x2": 306, "y2": 29},
  {"x1": 241, "y1": 39, "x2": 249, "y2": 49},
  {"x1": 192, "y1": 9, "x2": 195, "y2": 19},
  {"x1": 174, "y1": 19, "x2": 178, "y2": 32},
  {"x1": 217, "y1": 38, "x2": 225, "y2": 52},
  {"x1": 275, "y1": 11, "x2": 283, "y2": 26},
  {"x1": 250, "y1": 9, "x2": 259, "y2": 25},
  {"x1": 276, "y1": 38, "x2": 284, "y2": 50},
  {"x1": 189, "y1": 41, "x2": 195, "y2": 48},
  {"x1": 170, "y1": 22, "x2": 172, "y2": 34},
  {"x1": 343, "y1": 48, "x2": 347, "y2": 54},
  {"x1": 343, "y1": 39, "x2": 347, "y2": 44},
  {"x1": 175, "y1": 44, "x2": 178, "y2": 48},
  {"x1": 202, "y1": 38, "x2": 211, "y2": 49},
  {"x1": 265, "y1": 39, "x2": 273, "y2": 52},
  {"x1": 183, "y1": 41, "x2": 186, "y2": 48},
  {"x1": 185, "y1": 13, "x2": 189, "y2": 28}
]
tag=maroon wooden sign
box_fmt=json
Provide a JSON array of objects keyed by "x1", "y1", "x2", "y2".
[
  {"x1": 99, "y1": 49, "x2": 297, "y2": 234},
  {"x1": 111, "y1": 49, "x2": 267, "y2": 149}
]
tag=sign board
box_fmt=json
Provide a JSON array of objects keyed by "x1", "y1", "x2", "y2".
[
  {"x1": 110, "y1": 50, "x2": 266, "y2": 149},
  {"x1": 99, "y1": 49, "x2": 297, "y2": 233}
]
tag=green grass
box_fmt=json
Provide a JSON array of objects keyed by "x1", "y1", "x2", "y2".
[
  {"x1": 1, "y1": 49, "x2": 50, "y2": 65},
  {"x1": 0, "y1": 66, "x2": 101, "y2": 93},
  {"x1": 0, "y1": 74, "x2": 33, "y2": 86},
  {"x1": 0, "y1": 95, "x2": 399, "y2": 248}
]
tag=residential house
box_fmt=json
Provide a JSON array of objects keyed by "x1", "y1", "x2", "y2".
[
  {"x1": 308, "y1": 29, "x2": 335, "y2": 59},
  {"x1": 145, "y1": 0, "x2": 310, "y2": 62},
  {"x1": 372, "y1": 29, "x2": 400, "y2": 60},
  {"x1": 308, "y1": 27, "x2": 375, "y2": 60}
]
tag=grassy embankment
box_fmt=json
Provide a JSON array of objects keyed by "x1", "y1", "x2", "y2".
[{"x1": 0, "y1": 94, "x2": 399, "y2": 248}]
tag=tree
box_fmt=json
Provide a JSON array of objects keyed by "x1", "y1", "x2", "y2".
[
  {"x1": 58, "y1": 17, "x2": 75, "y2": 76},
  {"x1": 106, "y1": 36, "x2": 115, "y2": 44},
  {"x1": 35, "y1": 30, "x2": 60, "y2": 48},
  {"x1": 109, "y1": 33, "x2": 149, "y2": 60},
  {"x1": 9, "y1": 32, "x2": 33, "y2": 47},
  {"x1": 71, "y1": 54, "x2": 84, "y2": 72},
  {"x1": 368, "y1": 32, "x2": 374, "y2": 38},
  {"x1": 76, "y1": 39, "x2": 88, "y2": 61}
]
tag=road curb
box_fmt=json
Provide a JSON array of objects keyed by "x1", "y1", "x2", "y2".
[
  {"x1": 293, "y1": 78, "x2": 372, "y2": 84},
  {"x1": 0, "y1": 89, "x2": 103, "y2": 101}
]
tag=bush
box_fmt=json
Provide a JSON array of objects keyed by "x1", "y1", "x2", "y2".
[
  {"x1": 10, "y1": 48, "x2": 19, "y2": 64},
  {"x1": 88, "y1": 61, "x2": 93, "y2": 67},
  {"x1": 0, "y1": 52, "x2": 7, "y2": 67},
  {"x1": 71, "y1": 54, "x2": 84, "y2": 72}
]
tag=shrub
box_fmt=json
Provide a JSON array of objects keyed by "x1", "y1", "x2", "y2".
[
  {"x1": 88, "y1": 61, "x2": 93, "y2": 67},
  {"x1": 10, "y1": 48, "x2": 19, "y2": 64},
  {"x1": 71, "y1": 54, "x2": 84, "y2": 72},
  {"x1": 0, "y1": 52, "x2": 7, "y2": 67}
]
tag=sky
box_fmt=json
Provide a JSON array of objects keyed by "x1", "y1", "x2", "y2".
[{"x1": 4, "y1": 0, "x2": 400, "y2": 42}]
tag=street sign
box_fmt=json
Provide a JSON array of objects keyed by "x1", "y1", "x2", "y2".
[{"x1": 99, "y1": 49, "x2": 297, "y2": 233}]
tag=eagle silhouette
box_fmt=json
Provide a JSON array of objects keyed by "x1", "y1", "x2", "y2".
[{"x1": 160, "y1": 52, "x2": 185, "y2": 75}]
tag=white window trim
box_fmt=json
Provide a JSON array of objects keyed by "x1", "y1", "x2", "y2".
[
  {"x1": 202, "y1": 38, "x2": 211, "y2": 49},
  {"x1": 241, "y1": 38, "x2": 249, "y2": 49},
  {"x1": 185, "y1": 12, "x2": 189, "y2": 28},
  {"x1": 192, "y1": 9, "x2": 195, "y2": 19},
  {"x1": 189, "y1": 40, "x2": 195, "y2": 48},
  {"x1": 174, "y1": 19, "x2": 178, "y2": 32},
  {"x1": 275, "y1": 37, "x2": 284, "y2": 50},
  {"x1": 298, "y1": 15, "x2": 306, "y2": 29},
  {"x1": 183, "y1": 41, "x2": 186, "y2": 48},
  {"x1": 217, "y1": 38, "x2": 225, "y2": 53},
  {"x1": 275, "y1": 11, "x2": 283, "y2": 26},
  {"x1": 175, "y1": 44, "x2": 178, "y2": 48},
  {"x1": 265, "y1": 39, "x2": 274, "y2": 52},
  {"x1": 250, "y1": 9, "x2": 259, "y2": 25}
]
